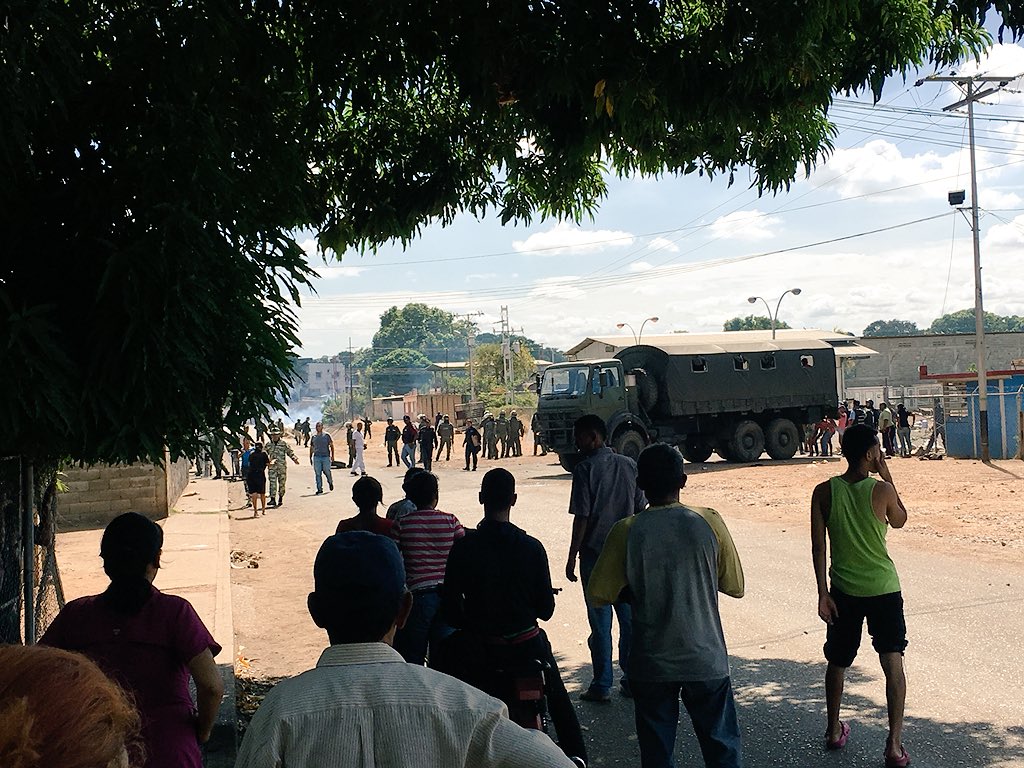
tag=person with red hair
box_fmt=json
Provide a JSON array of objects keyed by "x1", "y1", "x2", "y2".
[
  {"x1": 41, "y1": 512, "x2": 223, "y2": 768},
  {"x1": 0, "y1": 644, "x2": 140, "y2": 768}
]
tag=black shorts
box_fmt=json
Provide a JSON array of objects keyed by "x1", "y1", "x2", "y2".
[{"x1": 823, "y1": 588, "x2": 907, "y2": 667}]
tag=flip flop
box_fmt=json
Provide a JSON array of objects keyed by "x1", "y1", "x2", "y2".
[
  {"x1": 825, "y1": 721, "x2": 850, "y2": 751},
  {"x1": 884, "y1": 746, "x2": 911, "y2": 767}
]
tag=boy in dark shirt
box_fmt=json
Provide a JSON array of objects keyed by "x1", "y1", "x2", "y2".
[{"x1": 438, "y1": 469, "x2": 587, "y2": 764}]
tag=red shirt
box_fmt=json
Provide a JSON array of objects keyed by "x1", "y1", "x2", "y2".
[
  {"x1": 392, "y1": 508, "x2": 465, "y2": 591},
  {"x1": 41, "y1": 586, "x2": 220, "y2": 768},
  {"x1": 336, "y1": 515, "x2": 395, "y2": 536}
]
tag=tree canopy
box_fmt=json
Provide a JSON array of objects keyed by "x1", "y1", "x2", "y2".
[
  {"x1": 927, "y1": 309, "x2": 1024, "y2": 334},
  {"x1": 723, "y1": 315, "x2": 792, "y2": 332},
  {"x1": 863, "y1": 319, "x2": 922, "y2": 336},
  {"x1": 4, "y1": 1, "x2": 1020, "y2": 464}
]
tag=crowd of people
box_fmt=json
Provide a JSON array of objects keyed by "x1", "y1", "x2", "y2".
[
  {"x1": 801, "y1": 399, "x2": 945, "y2": 459},
  {"x1": 5, "y1": 412, "x2": 913, "y2": 768}
]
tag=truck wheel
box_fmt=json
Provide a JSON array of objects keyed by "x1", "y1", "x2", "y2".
[
  {"x1": 634, "y1": 370, "x2": 659, "y2": 411},
  {"x1": 728, "y1": 420, "x2": 765, "y2": 462},
  {"x1": 558, "y1": 454, "x2": 582, "y2": 473},
  {"x1": 613, "y1": 429, "x2": 646, "y2": 461},
  {"x1": 765, "y1": 418, "x2": 800, "y2": 460},
  {"x1": 681, "y1": 438, "x2": 713, "y2": 463}
]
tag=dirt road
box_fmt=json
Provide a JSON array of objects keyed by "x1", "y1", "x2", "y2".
[{"x1": 229, "y1": 439, "x2": 1024, "y2": 766}]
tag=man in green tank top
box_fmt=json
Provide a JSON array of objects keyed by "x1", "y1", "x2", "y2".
[{"x1": 810, "y1": 424, "x2": 910, "y2": 768}]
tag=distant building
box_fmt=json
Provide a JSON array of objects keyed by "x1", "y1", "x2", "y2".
[{"x1": 286, "y1": 358, "x2": 349, "y2": 407}]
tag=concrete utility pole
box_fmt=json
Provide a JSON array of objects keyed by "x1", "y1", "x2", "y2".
[
  {"x1": 918, "y1": 72, "x2": 1022, "y2": 461},
  {"x1": 457, "y1": 311, "x2": 483, "y2": 402},
  {"x1": 497, "y1": 306, "x2": 524, "y2": 406}
]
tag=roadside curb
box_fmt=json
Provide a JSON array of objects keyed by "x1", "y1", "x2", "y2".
[{"x1": 204, "y1": 509, "x2": 237, "y2": 768}]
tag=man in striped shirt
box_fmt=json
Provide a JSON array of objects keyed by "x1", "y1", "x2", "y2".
[
  {"x1": 236, "y1": 532, "x2": 575, "y2": 768},
  {"x1": 392, "y1": 471, "x2": 465, "y2": 664}
]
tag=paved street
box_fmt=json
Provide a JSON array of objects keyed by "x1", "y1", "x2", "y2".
[{"x1": 228, "y1": 445, "x2": 1024, "y2": 767}]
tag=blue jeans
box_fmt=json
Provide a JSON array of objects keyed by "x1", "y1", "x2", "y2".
[
  {"x1": 580, "y1": 548, "x2": 632, "y2": 693},
  {"x1": 401, "y1": 443, "x2": 417, "y2": 468},
  {"x1": 394, "y1": 588, "x2": 451, "y2": 665},
  {"x1": 312, "y1": 455, "x2": 333, "y2": 493},
  {"x1": 632, "y1": 677, "x2": 742, "y2": 768}
]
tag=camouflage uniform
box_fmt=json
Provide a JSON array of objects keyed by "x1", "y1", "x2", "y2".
[
  {"x1": 482, "y1": 413, "x2": 497, "y2": 459},
  {"x1": 495, "y1": 412, "x2": 510, "y2": 458},
  {"x1": 436, "y1": 417, "x2": 455, "y2": 461},
  {"x1": 266, "y1": 435, "x2": 297, "y2": 505},
  {"x1": 508, "y1": 411, "x2": 524, "y2": 457}
]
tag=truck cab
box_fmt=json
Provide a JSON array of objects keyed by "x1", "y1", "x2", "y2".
[{"x1": 536, "y1": 360, "x2": 647, "y2": 470}]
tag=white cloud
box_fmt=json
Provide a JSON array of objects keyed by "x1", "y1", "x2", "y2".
[
  {"x1": 647, "y1": 236, "x2": 680, "y2": 253},
  {"x1": 314, "y1": 265, "x2": 365, "y2": 279},
  {"x1": 512, "y1": 222, "x2": 635, "y2": 255},
  {"x1": 628, "y1": 261, "x2": 654, "y2": 272},
  {"x1": 982, "y1": 213, "x2": 1024, "y2": 248},
  {"x1": 709, "y1": 211, "x2": 782, "y2": 241}
]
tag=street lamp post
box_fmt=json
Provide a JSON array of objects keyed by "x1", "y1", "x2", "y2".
[
  {"x1": 747, "y1": 289, "x2": 801, "y2": 339},
  {"x1": 616, "y1": 316, "x2": 659, "y2": 344}
]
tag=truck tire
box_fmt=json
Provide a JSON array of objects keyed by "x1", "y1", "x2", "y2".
[
  {"x1": 728, "y1": 420, "x2": 765, "y2": 462},
  {"x1": 558, "y1": 454, "x2": 582, "y2": 473},
  {"x1": 681, "y1": 438, "x2": 713, "y2": 463},
  {"x1": 634, "y1": 370, "x2": 659, "y2": 411},
  {"x1": 612, "y1": 429, "x2": 646, "y2": 461},
  {"x1": 765, "y1": 418, "x2": 800, "y2": 460}
]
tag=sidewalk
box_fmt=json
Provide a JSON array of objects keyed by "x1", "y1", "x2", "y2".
[{"x1": 54, "y1": 473, "x2": 242, "y2": 767}]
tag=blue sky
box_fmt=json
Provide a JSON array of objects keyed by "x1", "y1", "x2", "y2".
[{"x1": 295, "y1": 42, "x2": 1024, "y2": 358}]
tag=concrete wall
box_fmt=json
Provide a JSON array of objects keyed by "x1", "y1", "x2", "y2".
[
  {"x1": 60, "y1": 452, "x2": 191, "y2": 530},
  {"x1": 847, "y1": 332, "x2": 1024, "y2": 388}
]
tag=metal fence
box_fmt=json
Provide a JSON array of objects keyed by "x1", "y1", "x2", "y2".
[{"x1": 947, "y1": 385, "x2": 1024, "y2": 460}]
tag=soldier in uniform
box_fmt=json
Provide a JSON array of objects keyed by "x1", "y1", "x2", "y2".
[
  {"x1": 508, "y1": 410, "x2": 524, "y2": 457},
  {"x1": 436, "y1": 415, "x2": 455, "y2": 461},
  {"x1": 482, "y1": 412, "x2": 497, "y2": 459},
  {"x1": 301, "y1": 417, "x2": 312, "y2": 447},
  {"x1": 495, "y1": 411, "x2": 510, "y2": 458},
  {"x1": 532, "y1": 411, "x2": 548, "y2": 456},
  {"x1": 345, "y1": 421, "x2": 355, "y2": 466},
  {"x1": 266, "y1": 429, "x2": 300, "y2": 507},
  {"x1": 384, "y1": 417, "x2": 402, "y2": 467}
]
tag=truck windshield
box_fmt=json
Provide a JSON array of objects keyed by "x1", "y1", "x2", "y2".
[{"x1": 541, "y1": 367, "x2": 591, "y2": 398}]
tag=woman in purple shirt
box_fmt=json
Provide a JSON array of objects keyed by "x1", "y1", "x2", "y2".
[{"x1": 41, "y1": 512, "x2": 223, "y2": 768}]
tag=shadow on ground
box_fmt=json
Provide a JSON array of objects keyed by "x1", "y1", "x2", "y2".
[
  {"x1": 233, "y1": 651, "x2": 1024, "y2": 767},
  {"x1": 553, "y1": 652, "x2": 1024, "y2": 767}
]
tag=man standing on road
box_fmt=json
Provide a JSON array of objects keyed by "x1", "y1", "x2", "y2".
[
  {"x1": 436, "y1": 415, "x2": 455, "y2": 462},
  {"x1": 418, "y1": 415, "x2": 437, "y2": 471},
  {"x1": 235, "y1": 532, "x2": 576, "y2": 768},
  {"x1": 588, "y1": 443, "x2": 745, "y2": 768},
  {"x1": 267, "y1": 429, "x2": 300, "y2": 508},
  {"x1": 811, "y1": 424, "x2": 909, "y2": 768},
  {"x1": 350, "y1": 421, "x2": 367, "y2": 476},
  {"x1": 495, "y1": 412, "x2": 510, "y2": 459},
  {"x1": 565, "y1": 414, "x2": 646, "y2": 702},
  {"x1": 301, "y1": 417, "x2": 311, "y2": 447},
  {"x1": 925, "y1": 399, "x2": 945, "y2": 453},
  {"x1": 401, "y1": 414, "x2": 418, "y2": 469},
  {"x1": 309, "y1": 421, "x2": 335, "y2": 495},
  {"x1": 532, "y1": 412, "x2": 548, "y2": 456},
  {"x1": 463, "y1": 419, "x2": 481, "y2": 472},
  {"x1": 482, "y1": 413, "x2": 498, "y2": 460},
  {"x1": 384, "y1": 417, "x2": 402, "y2": 467}
]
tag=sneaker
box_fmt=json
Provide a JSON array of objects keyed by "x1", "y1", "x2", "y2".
[
  {"x1": 315, "y1": 490, "x2": 323, "y2": 495},
  {"x1": 328, "y1": 482, "x2": 334, "y2": 491},
  {"x1": 579, "y1": 687, "x2": 611, "y2": 703}
]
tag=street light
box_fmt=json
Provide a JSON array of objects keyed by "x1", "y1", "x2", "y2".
[
  {"x1": 616, "y1": 316, "x2": 659, "y2": 344},
  {"x1": 747, "y1": 288, "x2": 801, "y2": 339}
]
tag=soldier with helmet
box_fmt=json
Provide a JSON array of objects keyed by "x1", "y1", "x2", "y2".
[
  {"x1": 266, "y1": 428, "x2": 300, "y2": 507},
  {"x1": 482, "y1": 412, "x2": 497, "y2": 459},
  {"x1": 436, "y1": 414, "x2": 455, "y2": 461},
  {"x1": 508, "y1": 410, "x2": 525, "y2": 457},
  {"x1": 495, "y1": 411, "x2": 510, "y2": 458}
]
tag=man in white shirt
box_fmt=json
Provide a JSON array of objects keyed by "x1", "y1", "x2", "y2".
[
  {"x1": 350, "y1": 421, "x2": 367, "y2": 476},
  {"x1": 236, "y1": 531, "x2": 576, "y2": 768}
]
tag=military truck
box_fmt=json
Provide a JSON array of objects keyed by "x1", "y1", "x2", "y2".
[{"x1": 536, "y1": 339, "x2": 837, "y2": 471}]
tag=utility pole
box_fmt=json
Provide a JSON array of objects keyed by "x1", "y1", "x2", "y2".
[
  {"x1": 456, "y1": 311, "x2": 483, "y2": 402},
  {"x1": 497, "y1": 306, "x2": 524, "y2": 406},
  {"x1": 918, "y1": 72, "x2": 1022, "y2": 461},
  {"x1": 348, "y1": 337, "x2": 354, "y2": 419}
]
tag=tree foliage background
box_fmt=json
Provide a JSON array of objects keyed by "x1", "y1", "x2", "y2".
[
  {"x1": 3, "y1": 1, "x2": 1019, "y2": 464},
  {"x1": 723, "y1": 315, "x2": 792, "y2": 332},
  {"x1": 860, "y1": 310, "x2": 1024, "y2": 335}
]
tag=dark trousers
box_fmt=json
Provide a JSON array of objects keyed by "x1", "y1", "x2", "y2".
[
  {"x1": 421, "y1": 447, "x2": 433, "y2": 471},
  {"x1": 465, "y1": 445, "x2": 479, "y2": 470},
  {"x1": 433, "y1": 629, "x2": 587, "y2": 763},
  {"x1": 632, "y1": 677, "x2": 742, "y2": 768},
  {"x1": 395, "y1": 588, "x2": 450, "y2": 665},
  {"x1": 386, "y1": 440, "x2": 400, "y2": 466}
]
